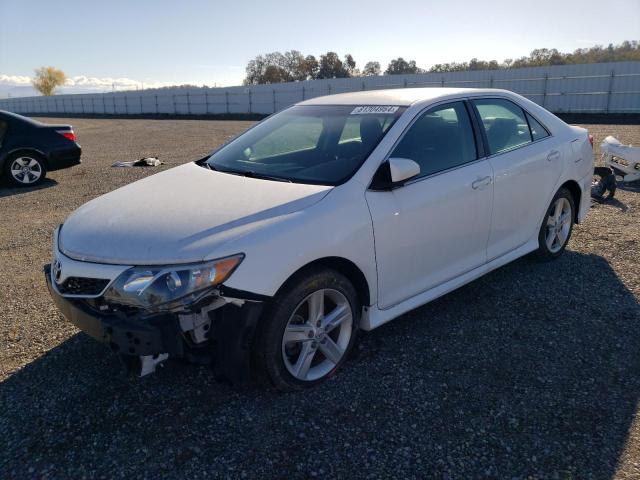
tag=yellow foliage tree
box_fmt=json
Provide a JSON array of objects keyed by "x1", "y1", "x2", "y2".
[{"x1": 32, "y1": 66, "x2": 66, "y2": 96}]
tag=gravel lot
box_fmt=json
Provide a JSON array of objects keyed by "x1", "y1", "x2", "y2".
[{"x1": 1, "y1": 117, "x2": 640, "y2": 479}]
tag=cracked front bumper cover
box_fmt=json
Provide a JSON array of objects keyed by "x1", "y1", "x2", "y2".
[{"x1": 44, "y1": 264, "x2": 264, "y2": 383}]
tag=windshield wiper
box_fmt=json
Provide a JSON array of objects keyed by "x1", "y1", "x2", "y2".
[
  {"x1": 241, "y1": 170, "x2": 293, "y2": 183},
  {"x1": 212, "y1": 167, "x2": 292, "y2": 183}
]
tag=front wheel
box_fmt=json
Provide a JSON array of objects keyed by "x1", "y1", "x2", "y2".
[
  {"x1": 253, "y1": 268, "x2": 359, "y2": 391},
  {"x1": 534, "y1": 187, "x2": 575, "y2": 261}
]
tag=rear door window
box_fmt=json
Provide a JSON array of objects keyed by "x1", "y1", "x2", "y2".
[
  {"x1": 473, "y1": 98, "x2": 533, "y2": 154},
  {"x1": 390, "y1": 101, "x2": 477, "y2": 179}
]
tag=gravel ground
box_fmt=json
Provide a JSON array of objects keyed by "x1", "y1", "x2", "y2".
[{"x1": 1, "y1": 117, "x2": 639, "y2": 479}]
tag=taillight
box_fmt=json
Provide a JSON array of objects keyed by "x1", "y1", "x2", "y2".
[
  {"x1": 588, "y1": 134, "x2": 594, "y2": 148},
  {"x1": 56, "y1": 129, "x2": 77, "y2": 142}
]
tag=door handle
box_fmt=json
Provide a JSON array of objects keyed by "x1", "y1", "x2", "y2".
[
  {"x1": 547, "y1": 150, "x2": 561, "y2": 162},
  {"x1": 472, "y1": 176, "x2": 492, "y2": 190}
]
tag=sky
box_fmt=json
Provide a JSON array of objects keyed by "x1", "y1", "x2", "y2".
[{"x1": 0, "y1": 0, "x2": 638, "y2": 96}]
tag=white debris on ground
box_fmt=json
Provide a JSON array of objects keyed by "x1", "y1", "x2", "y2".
[
  {"x1": 601, "y1": 136, "x2": 640, "y2": 183},
  {"x1": 112, "y1": 157, "x2": 163, "y2": 167}
]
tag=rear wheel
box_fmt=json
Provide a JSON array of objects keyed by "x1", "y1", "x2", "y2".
[
  {"x1": 534, "y1": 187, "x2": 575, "y2": 260},
  {"x1": 4, "y1": 153, "x2": 47, "y2": 187},
  {"x1": 253, "y1": 268, "x2": 359, "y2": 391}
]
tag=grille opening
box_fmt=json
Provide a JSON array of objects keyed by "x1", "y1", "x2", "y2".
[{"x1": 57, "y1": 277, "x2": 110, "y2": 296}]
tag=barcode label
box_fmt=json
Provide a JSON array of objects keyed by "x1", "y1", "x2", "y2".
[{"x1": 350, "y1": 106, "x2": 399, "y2": 115}]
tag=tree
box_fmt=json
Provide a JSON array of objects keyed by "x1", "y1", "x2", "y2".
[
  {"x1": 317, "y1": 51, "x2": 350, "y2": 79},
  {"x1": 244, "y1": 50, "x2": 322, "y2": 84},
  {"x1": 244, "y1": 52, "x2": 291, "y2": 84},
  {"x1": 300, "y1": 55, "x2": 319, "y2": 80},
  {"x1": 343, "y1": 54, "x2": 357, "y2": 76},
  {"x1": 244, "y1": 55, "x2": 268, "y2": 85},
  {"x1": 32, "y1": 66, "x2": 66, "y2": 96},
  {"x1": 528, "y1": 48, "x2": 565, "y2": 66},
  {"x1": 362, "y1": 61, "x2": 381, "y2": 76},
  {"x1": 262, "y1": 65, "x2": 290, "y2": 84},
  {"x1": 283, "y1": 50, "x2": 306, "y2": 81},
  {"x1": 242, "y1": 41, "x2": 639, "y2": 84},
  {"x1": 385, "y1": 58, "x2": 421, "y2": 75}
]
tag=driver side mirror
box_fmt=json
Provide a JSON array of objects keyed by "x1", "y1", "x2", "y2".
[{"x1": 370, "y1": 157, "x2": 421, "y2": 190}]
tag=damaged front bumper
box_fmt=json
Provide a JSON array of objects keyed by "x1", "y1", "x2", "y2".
[{"x1": 44, "y1": 264, "x2": 264, "y2": 383}]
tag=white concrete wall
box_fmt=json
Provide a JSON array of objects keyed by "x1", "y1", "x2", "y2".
[{"x1": 2, "y1": 61, "x2": 639, "y2": 115}]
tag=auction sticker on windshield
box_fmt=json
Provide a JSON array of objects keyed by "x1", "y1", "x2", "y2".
[{"x1": 350, "y1": 106, "x2": 399, "y2": 115}]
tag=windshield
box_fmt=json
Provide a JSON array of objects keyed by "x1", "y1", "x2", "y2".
[{"x1": 206, "y1": 105, "x2": 406, "y2": 185}]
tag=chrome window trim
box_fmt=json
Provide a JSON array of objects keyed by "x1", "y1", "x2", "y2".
[
  {"x1": 483, "y1": 134, "x2": 554, "y2": 160},
  {"x1": 368, "y1": 94, "x2": 558, "y2": 188},
  {"x1": 401, "y1": 156, "x2": 489, "y2": 187}
]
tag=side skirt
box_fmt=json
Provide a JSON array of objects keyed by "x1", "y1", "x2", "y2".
[{"x1": 362, "y1": 238, "x2": 538, "y2": 331}]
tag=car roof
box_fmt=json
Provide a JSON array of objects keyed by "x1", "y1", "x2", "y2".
[
  {"x1": 0, "y1": 109, "x2": 42, "y2": 126},
  {"x1": 297, "y1": 87, "x2": 514, "y2": 106}
]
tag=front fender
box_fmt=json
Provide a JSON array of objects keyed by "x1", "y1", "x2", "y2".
[{"x1": 220, "y1": 182, "x2": 378, "y2": 305}]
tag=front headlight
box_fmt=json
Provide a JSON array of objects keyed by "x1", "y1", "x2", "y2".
[{"x1": 103, "y1": 254, "x2": 244, "y2": 310}]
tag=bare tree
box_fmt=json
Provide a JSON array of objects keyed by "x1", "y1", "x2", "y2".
[{"x1": 32, "y1": 66, "x2": 66, "y2": 96}]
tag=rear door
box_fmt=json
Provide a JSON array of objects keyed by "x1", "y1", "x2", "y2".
[
  {"x1": 471, "y1": 98, "x2": 564, "y2": 260},
  {"x1": 366, "y1": 101, "x2": 494, "y2": 309}
]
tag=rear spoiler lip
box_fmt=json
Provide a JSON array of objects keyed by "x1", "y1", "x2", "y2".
[{"x1": 39, "y1": 124, "x2": 73, "y2": 131}]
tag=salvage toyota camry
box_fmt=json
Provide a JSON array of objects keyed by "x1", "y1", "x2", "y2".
[{"x1": 46, "y1": 88, "x2": 594, "y2": 390}]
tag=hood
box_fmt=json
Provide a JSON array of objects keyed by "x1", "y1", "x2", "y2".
[{"x1": 60, "y1": 162, "x2": 332, "y2": 265}]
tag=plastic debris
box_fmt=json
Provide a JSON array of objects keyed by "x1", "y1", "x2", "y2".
[
  {"x1": 112, "y1": 157, "x2": 163, "y2": 167},
  {"x1": 601, "y1": 136, "x2": 640, "y2": 183}
]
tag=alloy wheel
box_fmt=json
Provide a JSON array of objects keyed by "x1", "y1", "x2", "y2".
[
  {"x1": 281, "y1": 288, "x2": 353, "y2": 382},
  {"x1": 545, "y1": 197, "x2": 572, "y2": 253},
  {"x1": 10, "y1": 157, "x2": 42, "y2": 184}
]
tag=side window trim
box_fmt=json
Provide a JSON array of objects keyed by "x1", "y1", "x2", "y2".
[
  {"x1": 469, "y1": 96, "x2": 554, "y2": 158},
  {"x1": 467, "y1": 100, "x2": 490, "y2": 159},
  {"x1": 525, "y1": 111, "x2": 551, "y2": 140},
  {"x1": 523, "y1": 112, "x2": 534, "y2": 143}
]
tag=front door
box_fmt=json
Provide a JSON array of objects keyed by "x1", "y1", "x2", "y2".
[{"x1": 366, "y1": 101, "x2": 494, "y2": 309}]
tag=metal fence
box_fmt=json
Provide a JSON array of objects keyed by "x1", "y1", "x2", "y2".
[{"x1": 2, "y1": 61, "x2": 639, "y2": 116}]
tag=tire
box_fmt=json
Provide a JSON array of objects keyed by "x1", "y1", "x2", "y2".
[
  {"x1": 4, "y1": 152, "x2": 47, "y2": 187},
  {"x1": 253, "y1": 268, "x2": 360, "y2": 391},
  {"x1": 534, "y1": 187, "x2": 575, "y2": 261}
]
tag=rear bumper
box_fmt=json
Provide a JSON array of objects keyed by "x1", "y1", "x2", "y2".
[
  {"x1": 48, "y1": 145, "x2": 81, "y2": 170},
  {"x1": 45, "y1": 264, "x2": 264, "y2": 383},
  {"x1": 578, "y1": 170, "x2": 593, "y2": 223}
]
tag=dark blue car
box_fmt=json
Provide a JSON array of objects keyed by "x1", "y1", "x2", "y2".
[{"x1": 0, "y1": 110, "x2": 81, "y2": 187}]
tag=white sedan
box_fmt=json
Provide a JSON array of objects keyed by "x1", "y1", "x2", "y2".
[{"x1": 46, "y1": 88, "x2": 594, "y2": 390}]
